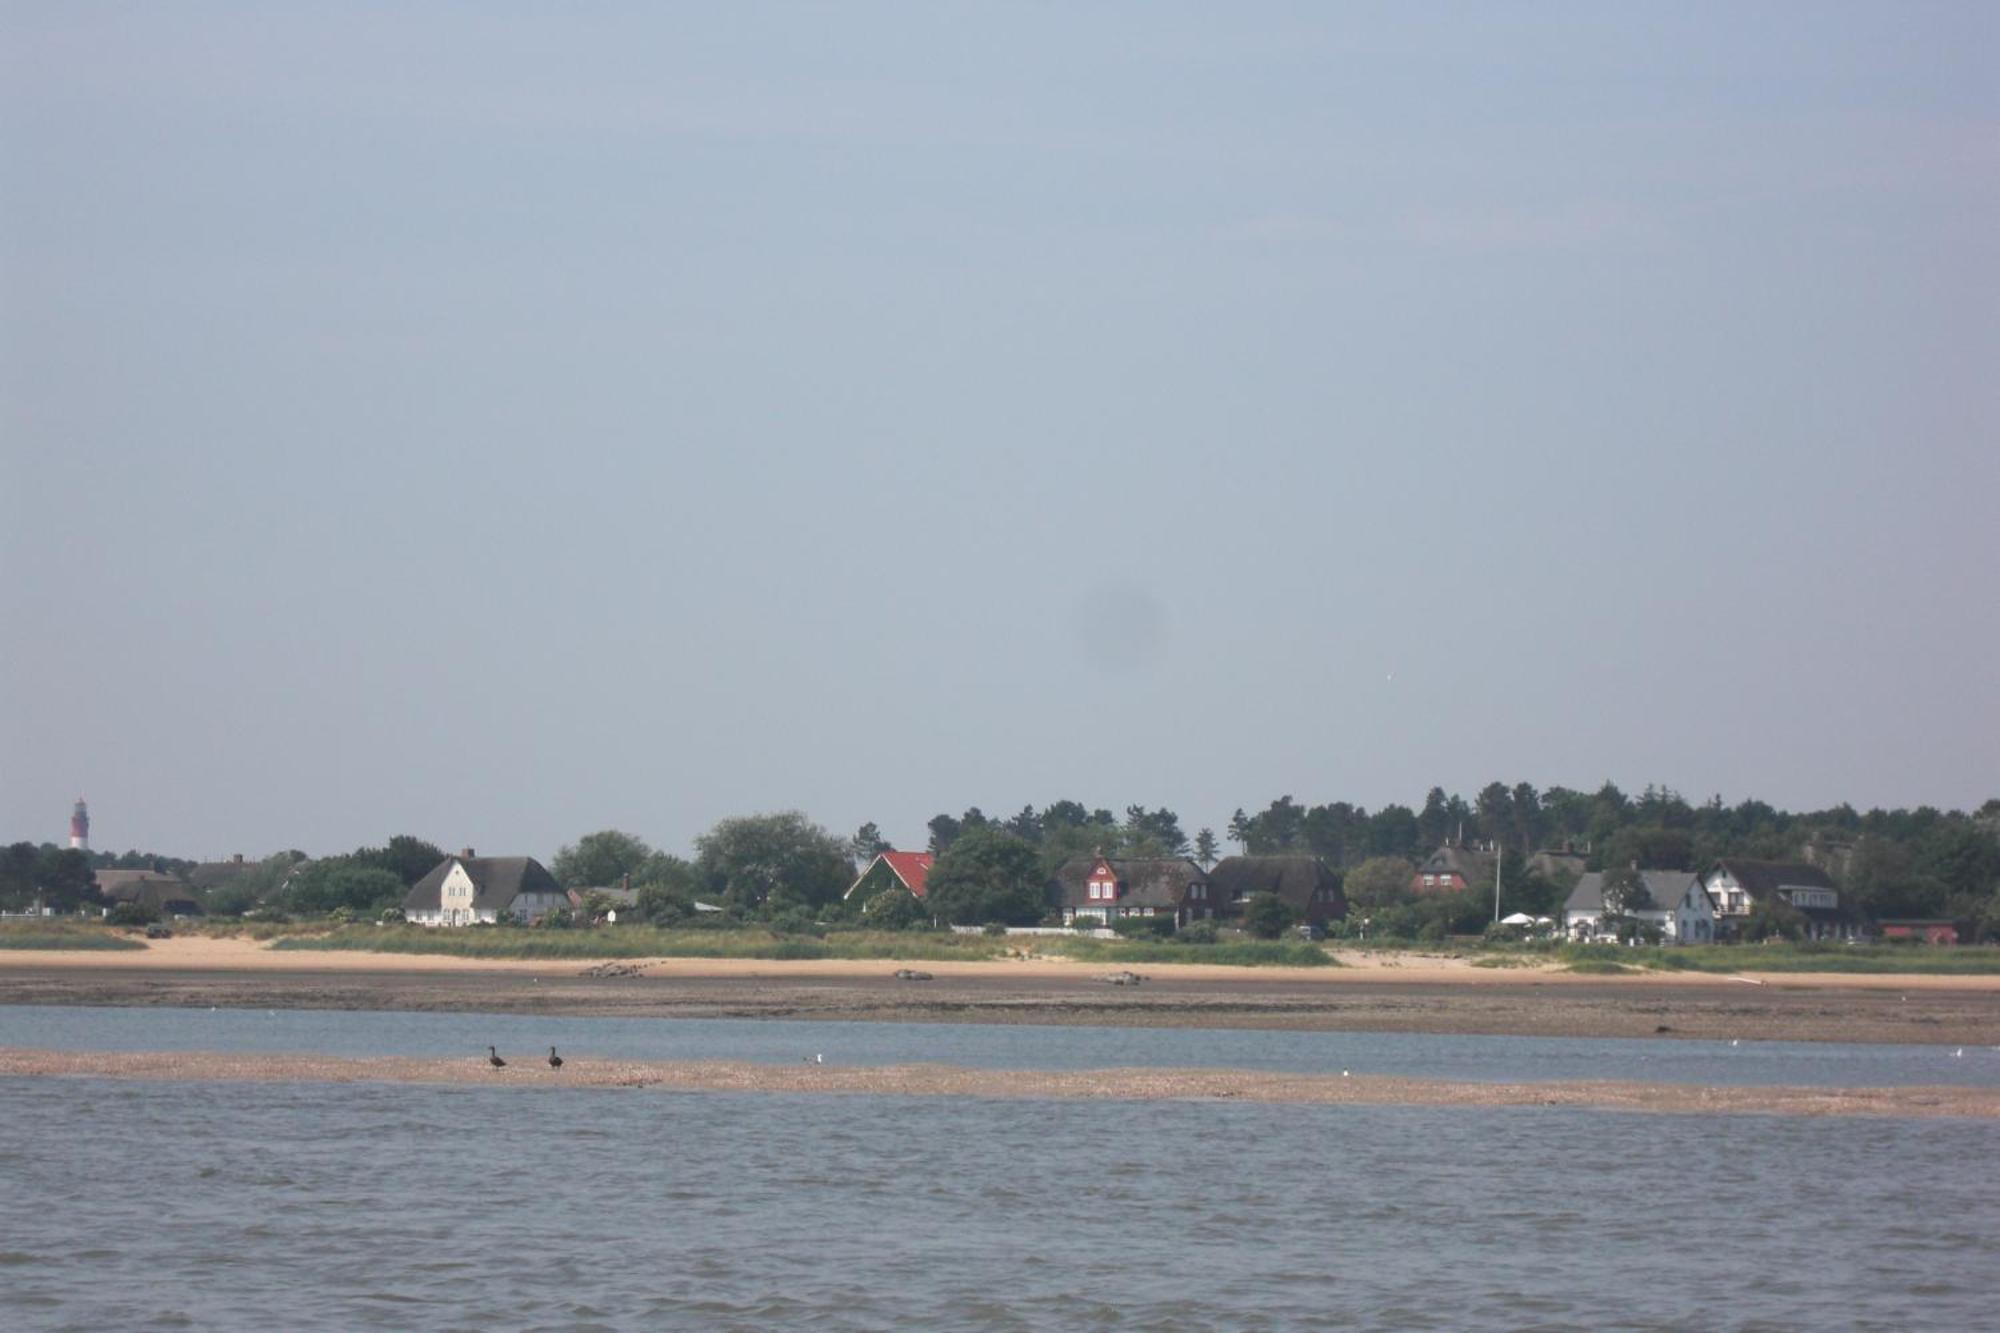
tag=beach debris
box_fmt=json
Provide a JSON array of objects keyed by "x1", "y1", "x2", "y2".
[
  {"x1": 1726, "y1": 976, "x2": 1767, "y2": 986},
  {"x1": 581, "y1": 961, "x2": 646, "y2": 979},
  {"x1": 892, "y1": 969, "x2": 934, "y2": 981},
  {"x1": 1096, "y1": 971, "x2": 1147, "y2": 987},
  {"x1": 1654, "y1": 1025, "x2": 1674, "y2": 1034}
]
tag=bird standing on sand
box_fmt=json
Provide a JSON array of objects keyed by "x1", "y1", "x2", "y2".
[
  {"x1": 488, "y1": 1046, "x2": 507, "y2": 1069},
  {"x1": 548, "y1": 1046, "x2": 564, "y2": 1069}
]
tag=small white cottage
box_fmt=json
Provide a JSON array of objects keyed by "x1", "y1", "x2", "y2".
[
  {"x1": 1563, "y1": 869, "x2": 1714, "y2": 943},
  {"x1": 403, "y1": 850, "x2": 569, "y2": 927}
]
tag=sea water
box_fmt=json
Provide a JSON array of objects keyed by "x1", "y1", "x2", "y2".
[{"x1": 1, "y1": 1009, "x2": 1996, "y2": 1330}]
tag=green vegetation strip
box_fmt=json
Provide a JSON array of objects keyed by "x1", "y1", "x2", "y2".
[
  {"x1": 271, "y1": 926, "x2": 1018, "y2": 962},
  {"x1": 0, "y1": 927, "x2": 148, "y2": 951},
  {"x1": 268, "y1": 926, "x2": 1336, "y2": 967},
  {"x1": 1057, "y1": 938, "x2": 1336, "y2": 968},
  {"x1": 1515, "y1": 942, "x2": 2000, "y2": 976}
]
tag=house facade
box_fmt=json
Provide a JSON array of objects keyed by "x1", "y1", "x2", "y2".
[
  {"x1": 1700, "y1": 859, "x2": 1858, "y2": 941},
  {"x1": 1052, "y1": 856, "x2": 1212, "y2": 928},
  {"x1": 95, "y1": 869, "x2": 203, "y2": 918},
  {"x1": 842, "y1": 851, "x2": 935, "y2": 904},
  {"x1": 403, "y1": 851, "x2": 568, "y2": 926},
  {"x1": 1413, "y1": 843, "x2": 1494, "y2": 895},
  {"x1": 1563, "y1": 870, "x2": 1714, "y2": 943},
  {"x1": 1207, "y1": 855, "x2": 1347, "y2": 926}
]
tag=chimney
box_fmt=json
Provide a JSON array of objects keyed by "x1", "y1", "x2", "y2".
[
  {"x1": 232, "y1": 853, "x2": 244, "y2": 864},
  {"x1": 460, "y1": 847, "x2": 476, "y2": 859}
]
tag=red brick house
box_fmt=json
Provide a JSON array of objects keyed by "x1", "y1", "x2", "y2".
[{"x1": 1412, "y1": 843, "x2": 1494, "y2": 896}]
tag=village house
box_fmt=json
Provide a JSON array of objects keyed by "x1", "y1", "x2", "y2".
[
  {"x1": 1207, "y1": 855, "x2": 1347, "y2": 926},
  {"x1": 1875, "y1": 919, "x2": 1965, "y2": 945},
  {"x1": 1526, "y1": 843, "x2": 1590, "y2": 884},
  {"x1": 566, "y1": 882, "x2": 641, "y2": 924},
  {"x1": 1700, "y1": 859, "x2": 1859, "y2": 941},
  {"x1": 403, "y1": 850, "x2": 568, "y2": 926},
  {"x1": 94, "y1": 868, "x2": 203, "y2": 918},
  {"x1": 1412, "y1": 843, "x2": 1495, "y2": 895},
  {"x1": 1562, "y1": 869, "x2": 1714, "y2": 943},
  {"x1": 842, "y1": 851, "x2": 934, "y2": 905},
  {"x1": 1052, "y1": 855, "x2": 1212, "y2": 928}
]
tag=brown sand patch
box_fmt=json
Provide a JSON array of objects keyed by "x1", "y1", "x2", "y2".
[{"x1": 0, "y1": 1047, "x2": 1990, "y2": 1119}]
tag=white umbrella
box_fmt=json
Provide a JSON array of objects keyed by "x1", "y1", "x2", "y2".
[{"x1": 1500, "y1": 912, "x2": 1536, "y2": 926}]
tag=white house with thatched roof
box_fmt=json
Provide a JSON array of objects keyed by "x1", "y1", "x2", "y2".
[{"x1": 403, "y1": 851, "x2": 568, "y2": 927}]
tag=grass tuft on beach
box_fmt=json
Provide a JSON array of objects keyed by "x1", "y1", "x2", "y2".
[{"x1": 0, "y1": 924, "x2": 148, "y2": 951}]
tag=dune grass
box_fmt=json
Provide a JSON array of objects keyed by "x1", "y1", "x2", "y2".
[
  {"x1": 0, "y1": 923, "x2": 148, "y2": 951},
  {"x1": 268, "y1": 925, "x2": 1336, "y2": 967},
  {"x1": 270, "y1": 925, "x2": 1016, "y2": 962},
  {"x1": 1467, "y1": 939, "x2": 2000, "y2": 976},
  {"x1": 1054, "y1": 937, "x2": 1336, "y2": 968},
  {"x1": 1635, "y1": 945, "x2": 2000, "y2": 976}
]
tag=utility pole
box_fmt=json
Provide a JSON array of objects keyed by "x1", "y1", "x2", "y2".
[{"x1": 1493, "y1": 852, "x2": 1503, "y2": 924}]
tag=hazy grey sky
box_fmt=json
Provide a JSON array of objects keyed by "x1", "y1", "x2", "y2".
[{"x1": 4, "y1": 3, "x2": 1995, "y2": 861}]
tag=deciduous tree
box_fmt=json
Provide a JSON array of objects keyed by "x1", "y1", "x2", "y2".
[{"x1": 923, "y1": 826, "x2": 1047, "y2": 926}]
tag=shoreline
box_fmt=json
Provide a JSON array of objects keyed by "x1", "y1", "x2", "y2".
[
  {"x1": 2, "y1": 938, "x2": 1998, "y2": 1045},
  {"x1": 2, "y1": 1047, "x2": 1992, "y2": 1119}
]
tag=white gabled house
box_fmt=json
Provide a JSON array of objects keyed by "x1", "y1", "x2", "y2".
[
  {"x1": 403, "y1": 850, "x2": 568, "y2": 927},
  {"x1": 1563, "y1": 869, "x2": 1715, "y2": 943},
  {"x1": 1700, "y1": 859, "x2": 1858, "y2": 941}
]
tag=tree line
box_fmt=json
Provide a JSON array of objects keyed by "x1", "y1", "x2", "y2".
[{"x1": 7, "y1": 781, "x2": 1996, "y2": 938}]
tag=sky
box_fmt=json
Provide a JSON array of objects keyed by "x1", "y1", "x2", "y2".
[{"x1": 3, "y1": 3, "x2": 1995, "y2": 862}]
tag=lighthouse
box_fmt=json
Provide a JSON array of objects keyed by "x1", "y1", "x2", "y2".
[{"x1": 69, "y1": 798, "x2": 89, "y2": 851}]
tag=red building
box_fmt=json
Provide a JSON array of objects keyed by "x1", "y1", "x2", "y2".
[{"x1": 1877, "y1": 919, "x2": 1964, "y2": 945}]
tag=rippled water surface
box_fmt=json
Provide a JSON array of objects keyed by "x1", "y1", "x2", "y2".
[
  {"x1": 2, "y1": 1074, "x2": 1996, "y2": 1331},
  {"x1": 2, "y1": 1004, "x2": 1995, "y2": 1087}
]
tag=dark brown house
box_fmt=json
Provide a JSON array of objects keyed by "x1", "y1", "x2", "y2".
[
  {"x1": 1208, "y1": 855, "x2": 1347, "y2": 925},
  {"x1": 1051, "y1": 855, "x2": 1213, "y2": 928},
  {"x1": 94, "y1": 869, "x2": 202, "y2": 917}
]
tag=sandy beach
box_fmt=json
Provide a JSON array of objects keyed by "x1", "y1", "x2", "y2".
[
  {"x1": 2, "y1": 937, "x2": 1997, "y2": 1045},
  {"x1": 2, "y1": 1046, "x2": 1991, "y2": 1118}
]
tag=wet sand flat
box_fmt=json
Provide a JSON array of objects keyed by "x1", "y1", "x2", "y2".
[
  {"x1": 1, "y1": 1046, "x2": 1992, "y2": 1119},
  {"x1": 3, "y1": 937, "x2": 1997, "y2": 1046}
]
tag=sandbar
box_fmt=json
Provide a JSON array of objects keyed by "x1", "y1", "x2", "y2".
[{"x1": 0, "y1": 1047, "x2": 1991, "y2": 1119}]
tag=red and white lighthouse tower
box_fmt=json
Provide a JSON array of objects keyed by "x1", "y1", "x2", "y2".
[{"x1": 69, "y1": 798, "x2": 89, "y2": 851}]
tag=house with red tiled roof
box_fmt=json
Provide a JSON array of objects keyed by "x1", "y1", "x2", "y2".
[{"x1": 843, "y1": 851, "x2": 935, "y2": 904}]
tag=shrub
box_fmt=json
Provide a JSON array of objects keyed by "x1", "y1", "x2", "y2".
[
  {"x1": 982, "y1": 922, "x2": 1008, "y2": 936},
  {"x1": 765, "y1": 907, "x2": 825, "y2": 937},
  {"x1": 1177, "y1": 921, "x2": 1219, "y2": 945},
  {"x1": 1110, "y1": 915, "x2": 1176, "y2": 940},
  {"x1": 860, "y1": 890, "x2": 927, "y2": 931},
  {"x1": 1242, "y1": 893, "x2": 1298, "y2": 939},
  {"x1": 107, "y1": 902, "x2": 159, "y2": 927}
]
